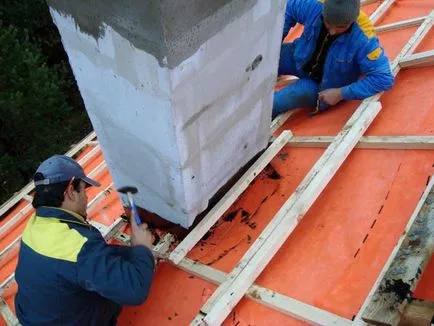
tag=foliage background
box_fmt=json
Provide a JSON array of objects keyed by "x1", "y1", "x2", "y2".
[{"x1": 0, "y1": 0, "x2": 92, "y2": 205}]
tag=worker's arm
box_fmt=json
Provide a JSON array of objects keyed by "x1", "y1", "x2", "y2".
[
  {"x1": 341, "y1": 38, "x2": 394, "y2": 100},
  {"x1": 76, "y1": 238, "x2": 155, "y2": 306},
  {"x1": 282, "y1": 0, "x2": 322, "y2": 41}
]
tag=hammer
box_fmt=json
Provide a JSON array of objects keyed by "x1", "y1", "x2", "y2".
[{"x1": 117, "y1": 186, "x2": 141, "y2": 225}]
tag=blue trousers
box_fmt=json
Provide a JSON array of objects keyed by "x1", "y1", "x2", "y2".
[{"x1": 273, "y1": 43, "x2": 319, "y2": 119}]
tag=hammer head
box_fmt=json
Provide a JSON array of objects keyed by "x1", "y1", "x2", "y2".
[{"x1": 117, "y1": 186, "x2": 138, "y2": 194}]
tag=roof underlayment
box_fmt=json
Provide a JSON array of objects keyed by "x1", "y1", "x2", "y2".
[{"x1": 1, "y1": 0, "x2": 434, "y2": 325}]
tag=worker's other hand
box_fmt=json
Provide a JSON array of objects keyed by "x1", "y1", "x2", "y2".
[
  {"x1": 318, "y1": 88, "x2": 343, "y2": 106},
  {"x1": 130, "y1": 215, "x2": 154, "y2": 250}
]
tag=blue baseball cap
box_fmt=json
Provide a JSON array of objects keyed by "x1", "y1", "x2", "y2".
[{"x1": 34, "y1": 155, "x2": 101, "y2": 187}]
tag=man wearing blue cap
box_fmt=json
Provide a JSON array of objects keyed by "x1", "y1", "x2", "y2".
[
  {"x1": 14, "y1": 155, "x2": 155, "y2": 325},
  {"x1": 273, "y1": 0, "x2": 394, "y2": 118}
]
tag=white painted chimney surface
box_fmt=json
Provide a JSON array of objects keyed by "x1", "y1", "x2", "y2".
[{"x1": 49, "y1": 0, "x2": 286, "y2": 227}]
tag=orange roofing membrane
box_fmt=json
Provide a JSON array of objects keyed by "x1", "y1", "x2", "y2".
[{"x1": 1, "y1": 1, "x2": 434, "y2": 325}]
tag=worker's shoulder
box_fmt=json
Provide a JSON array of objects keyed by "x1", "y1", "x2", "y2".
[
  {"x1": 22, "y1": 214, "x2": 92, "y2": 263},
  {"x1": 287, "y1": 0, "x2": 323, "y2": 17},
  {"x1": 353, "y1": 11, "x2": 377, "y2": 41}
]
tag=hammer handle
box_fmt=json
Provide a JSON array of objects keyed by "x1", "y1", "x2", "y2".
[{"x1": 127, "y1": 193, "x2": 141, "y2": 225}]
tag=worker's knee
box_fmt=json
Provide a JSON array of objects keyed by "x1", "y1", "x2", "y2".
[
  {"x1": 278, "y1": 43, "x2": 298, "y2": 76},
  {"x1": 272, "y1": 80, "x2": 318, "y2": 118}
]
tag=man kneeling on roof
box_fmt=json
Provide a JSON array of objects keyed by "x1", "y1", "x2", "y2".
[
  {"x1": 273, "y1": 0, "x2": 394, "y2": 118},
  {"x1": 14, "y1": 155, "x2": 155, "y2": 326}
]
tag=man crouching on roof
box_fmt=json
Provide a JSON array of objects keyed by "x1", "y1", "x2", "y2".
[
  {"x1": 273, "y1": 0, "x2": 394, "y2": 118},
  {"x1": 14, "y1": 155, "x2": 155, "y2": 326}
]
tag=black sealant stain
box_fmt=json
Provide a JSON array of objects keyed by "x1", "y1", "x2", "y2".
[
  {"x1": 241, "y1": 213, "x2": 250, "y2": 224},
  {"x1": 202, "y1": 231, "x2": 212, "y2": 241},
  {"x1": 205, "y1": 242, "x2": 241, "y2": 266},
  {"x1": 241, "y1": 210, "x2": 250, "y2": 219},
  {"x1": 267, "y1": 170, "x2": 281, "y2": 180},
  {"x1": 409, "y1": 238, "x2": 421, "y2": 247},
  {"x1": 381, "y1": 279, "x2": 412, "y2": 303},
  {"x1": 263, "y1": 164, "x2": 281, "y2": 180},
  {"x1": 224, "y1": 210, "x2": 239, "y2": 222}
]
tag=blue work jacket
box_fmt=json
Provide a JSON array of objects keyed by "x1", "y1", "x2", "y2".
[
  {"x1": 283, "y1": 0, "x2": 394, "y2": 100},
  {"x1": 14, "y1": 207, "x2": 155, "y2": 326}
]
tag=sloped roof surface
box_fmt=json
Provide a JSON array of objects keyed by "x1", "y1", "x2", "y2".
[{"x1": 1, "y1": 1, "x2": 434, "y2": 325}]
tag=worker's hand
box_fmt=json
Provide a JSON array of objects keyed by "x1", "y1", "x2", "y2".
[
  {"x1": 318, "y1": 88, "x2": 343, "y2": 106},
  {"x1": 130, "y1": 215, "x2": 154, "y2": 250}
]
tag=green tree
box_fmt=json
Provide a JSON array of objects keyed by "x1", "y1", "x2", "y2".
[
  {"x1": 0, "y1": 0, "x2": 63, "y2": 62},
  {"x1": 0, "y1": 1, "x2": 91, "y2": 205}
]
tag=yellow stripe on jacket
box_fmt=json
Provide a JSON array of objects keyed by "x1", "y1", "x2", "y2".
[
  {"x1": 357, "y1": 11, "x2": 376, "y2": 39},
  {"x1": 22, "y1": 215, "x2": 88, "y2": 263}
]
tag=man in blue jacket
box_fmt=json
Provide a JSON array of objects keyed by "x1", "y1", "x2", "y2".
[
  {"x1": 14, "y1": 155, "x2": 156, "y2": 325},
  {"x1": 273, "y1": 0, "x2": 394, "y2": 118}
]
